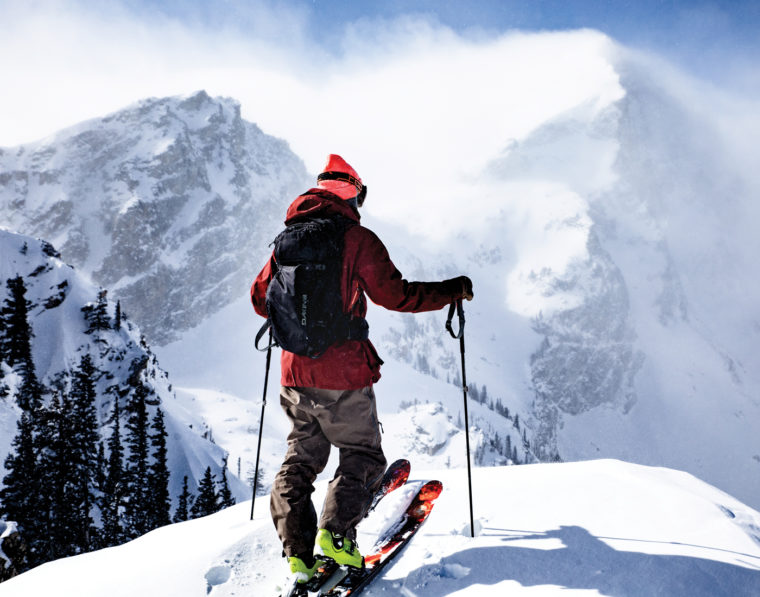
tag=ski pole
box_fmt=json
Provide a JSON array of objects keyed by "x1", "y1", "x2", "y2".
[
  {"x1": 446, "y1": 299, "x2": 475, "y2": 538},
  {"x1": 250, "y1": 326, "x2": 273, "y2": 520}
]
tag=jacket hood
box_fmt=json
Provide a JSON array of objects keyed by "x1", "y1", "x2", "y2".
[{"x1": 285, "y1": 189, "x2": 361, "y2": 225}]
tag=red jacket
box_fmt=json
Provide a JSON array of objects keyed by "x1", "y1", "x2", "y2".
[{"x1": 251, "y1": 189, "x2": 460, "y2": 389}]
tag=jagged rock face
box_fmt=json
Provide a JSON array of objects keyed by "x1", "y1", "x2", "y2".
[
  {"x1": 0, "y1": 91, "x2": 310, "y2": 344},
  {"x1": 529, "y1": 232, "x2": 644, "y2": 458}
]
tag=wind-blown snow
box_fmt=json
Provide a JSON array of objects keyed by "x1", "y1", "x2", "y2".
[{"x1": 1, "y1": 460, "x2": 758, "y2": 596}]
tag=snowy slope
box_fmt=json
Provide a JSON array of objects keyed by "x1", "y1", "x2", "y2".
[
  {"x1": 1, "y1": 460, "x2": 758, "y2": 596},
  {"x1": 0, "y1": 229, "x2": 247, "y2": 503}
]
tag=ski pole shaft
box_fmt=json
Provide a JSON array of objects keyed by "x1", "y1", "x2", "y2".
[
  {"x1": 250, "y1": 328, "x2": 273, "y2": 520},
  {"x1": 446, "y1": 299, "x2": 475, "y2": 537}
]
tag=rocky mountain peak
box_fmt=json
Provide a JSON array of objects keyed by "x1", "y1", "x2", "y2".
[{"x1": 0, "y1": 91, "x2": 311, "y2": 344}]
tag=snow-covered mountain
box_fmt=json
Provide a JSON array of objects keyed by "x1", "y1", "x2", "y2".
[
  {"x1": 1, "y1": 33, "x2": 759, "y2": 518},
  {"x1": 0, "y1": 91, "x2": 310, "y2": 345},
  {"x1": 0, "y1": 229, "x2": 248, "y2": 504},
  {"x1": 1, "y1": 460, "x2": 759, "y2": 596},
  {"x1": 153, "y1": 57, "x2": 760, "y2": 511}
]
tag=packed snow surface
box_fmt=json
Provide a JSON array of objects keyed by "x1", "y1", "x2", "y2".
[{"x1": 2, "y1": 460, "x2": 759, "y2": 596}]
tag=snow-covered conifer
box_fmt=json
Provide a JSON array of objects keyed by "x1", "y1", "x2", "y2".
[
  {"x1": 217, "y1": 456, "x2": 235, "y2": 510},
  {"x1": 0, "y1": 410, "x2": 42, "y2": 569},
  {"x1": 147, "y1": 408, "x2": 171, "y2": 529},
  {"x1": 69, "y1": 354, "x2": 100, "y2": 552},
  {"x1": 173, "y1": 476, "x2": 193, "y2": 523},
  {"x1": 191, "y1": 467, "x2": 219, "y2": 518},
  {"x1": 82, "y1": 289, "x2": 110, "y2": 336},
  {"x1": 100, "y1": 399, "x2": 125, "y2": 547},
  {"x1": 124, "y1": 381, "x2": 151, "y2": 538}
]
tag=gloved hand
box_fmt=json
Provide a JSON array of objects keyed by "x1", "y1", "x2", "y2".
[
  {"x1": 442, "y1": 276, "x2": 474, "y2": 301},
  {"x1": 459, "y1": 276, "x2": 474, "y2": 301}
]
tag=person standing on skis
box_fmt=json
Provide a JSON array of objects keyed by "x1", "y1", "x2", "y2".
[{"x1": 250, "y1": 154, "x2": 473, "y2": 585}]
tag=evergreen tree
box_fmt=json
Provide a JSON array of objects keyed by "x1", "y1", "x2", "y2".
[
  {"x1": 114, "y1": 300, "x2": 122, "y2": 331},
  {"x1": 100, "y1": 399, "x2": 125, "y2": 547},
  {"x1": 147, "y1": 408, "x2": 171, "y2": 529},
  {"x1": 217, "y1": 456, "x2": 235, "y2": 509},
  {"x1": 173, "y1": 476, "x2": 192, "y2": 523},
  {"x1": 69, "y1": 354, "x2": 100, "y2": 552},
  {"x1": 493, "y1": 432, "x2": 503, "y2": 456},
  {"x1": 15, "y1": 361, "x2": 45, "y2": 417},
  {"x1": 35, "y1": 390, "x2": 77, "y2": 561},
  {"x1": 0, "y1": 410, "x2": 44, "y2": 568},
  {"x1": 247, "y1": 465, "x2": 267, "y2": 496},
  {"x1": 0, "y1": 292, "x2": 6, "y2": 360},
  {"x1": 82, "y1": 289, "x2": 110, "y2": 335},
  {"x1": 122, "y1": 356, "x2": 159, "y2": 539},
  {"x1": 124, "y1": 382, "x2": 151, "y2": 539},
  {"x1": 190, "y1": 467, "x2": 219, "y2": 518},
  {"x1": 96, "y1": 441, "x2": 106, "y2": 491},
  {"x1": 2, "y1": 276, "x2": 34, "y2": 374},
  {"x1": 2, "y1": 277, "x2": 44, "y2": 413}
]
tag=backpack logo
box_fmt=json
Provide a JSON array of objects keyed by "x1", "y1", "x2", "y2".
[{"x1": 300, "y1": 294, "x2": 308, "y2": 326}]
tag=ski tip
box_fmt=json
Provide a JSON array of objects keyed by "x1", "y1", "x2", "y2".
[
  {"x1": 388, "y1": 458, "x2": 411, "y2": 473},
  {"x1": 418, "y1": 480, "x2": 443, "y2": 501}
]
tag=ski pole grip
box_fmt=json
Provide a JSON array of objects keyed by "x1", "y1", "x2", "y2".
[{"x1": 445, "y1": 299, "x2": 465, "y2": 339}]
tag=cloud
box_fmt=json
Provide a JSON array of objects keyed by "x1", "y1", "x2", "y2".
[{"x1": 0, "y1": 0, "x2": 758, "y2": 260}]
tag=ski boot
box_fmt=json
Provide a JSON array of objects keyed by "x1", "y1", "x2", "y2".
[
  {"x1": 287, "y1": 553, "x2": 324, "y2": 584},
  {"x1": 314, "y1": 529, "x2": 364, "y2": 569}
]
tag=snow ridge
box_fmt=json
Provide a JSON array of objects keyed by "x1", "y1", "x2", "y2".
[{"x1": 2, "y1": 460, "x2": 760, "y2": 596}]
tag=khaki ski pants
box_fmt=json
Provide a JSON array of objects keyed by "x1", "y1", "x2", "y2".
[{"x1": 270, "y1": 385, "x2": 387, "y2": 557}]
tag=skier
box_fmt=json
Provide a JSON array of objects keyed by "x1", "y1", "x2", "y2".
[{"x1": 250, "y1": 154, "x2": 473, "y2": 585}]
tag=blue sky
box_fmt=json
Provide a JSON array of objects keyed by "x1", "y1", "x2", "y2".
[
  {"x1": 121, "y1": 0, "x2": 759, "y2": 90},
  {"x1": 0, "y1": 0, "x2": 757, "y2": 150}
]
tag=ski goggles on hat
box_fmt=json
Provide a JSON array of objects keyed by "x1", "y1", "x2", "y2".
[{"x1": 317, "y1": 171, "x2": 368, "y2": 207}]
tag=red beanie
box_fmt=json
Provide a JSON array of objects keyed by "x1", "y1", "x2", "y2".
[{"x1": 316, "y1": 154, "x2": 363, "y2": 201}]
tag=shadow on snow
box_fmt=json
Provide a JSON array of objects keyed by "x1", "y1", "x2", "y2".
[{"x1": 385, "y1": 525, "x2": 760, "y2": 596}]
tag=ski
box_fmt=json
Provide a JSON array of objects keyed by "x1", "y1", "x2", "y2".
[
  {"x1": 320, "y1": 479, "x2": 444, "y2": 596},
  {"x1": 279, "y1": 459, "x2": 411, "y2": 597},
  {"x1": 365, "y1": 458, "x2": 411, "y2": 516}
]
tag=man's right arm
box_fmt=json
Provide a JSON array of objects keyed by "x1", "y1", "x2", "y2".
[{"x1": 250, "y1": 253, "x2": 276, "y2": 318}]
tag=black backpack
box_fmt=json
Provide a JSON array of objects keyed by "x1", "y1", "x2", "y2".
[{"x1": 255, "y1": 216, "x2": 368, "y2": 358}]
